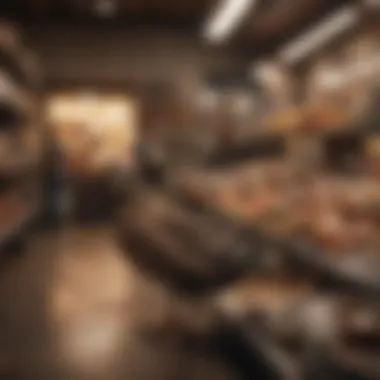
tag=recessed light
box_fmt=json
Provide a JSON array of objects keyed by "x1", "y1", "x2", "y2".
[{"x1": 94, "y1": 0, "x2": 117, "y2": 17}]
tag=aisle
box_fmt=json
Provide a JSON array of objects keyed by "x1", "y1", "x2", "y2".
[
  {"x1": 0, "y1": 226, "x2": 239, "y2": 380},
  {"x1": 0, "y1": 225, "x2": 136, "y2": 380}
]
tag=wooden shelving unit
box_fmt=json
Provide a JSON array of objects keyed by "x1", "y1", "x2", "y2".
[
  {"x1": 0, "y1": 206, "x2": 36, "y2": 248},
  {"x1": 207, "y1": 117, "x2": 378, "y2": 169},
  {"x1": 0, "y1": 22, "x2": 42, "y2": 256}
]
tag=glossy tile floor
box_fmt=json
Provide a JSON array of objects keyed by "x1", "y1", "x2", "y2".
[
  {"x1": 0, "y1": 226, "x2": 132, "y2": 379},
  {"x1": 0, "y1": 225, "x2": 238, "y2": 380}
]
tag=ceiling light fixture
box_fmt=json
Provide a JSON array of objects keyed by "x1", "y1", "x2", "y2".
[
  {"x1": 203, "y1": 0, "x2": 257, "y2": 44},
  {"x1": 94, "y1": 0, "x2": 117, "y2": 17},
  {"x1": 278, "y1": 5, "x2": 360, "y2": 65}
]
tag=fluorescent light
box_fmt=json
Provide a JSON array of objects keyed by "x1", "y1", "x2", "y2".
[
  {"x1": 279, "y1": 5, "x2": 359, "y2": 64},
  {"x1": 203, "y1": 0, "x2": 257, "y2": 44}
]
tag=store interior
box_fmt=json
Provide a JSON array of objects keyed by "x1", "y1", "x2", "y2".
[{"x1": 0, "y1": 0, "x2": 379, "y2": 379}]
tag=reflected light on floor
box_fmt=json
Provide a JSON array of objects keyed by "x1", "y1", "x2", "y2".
[
  {"x1": 47, "y1": 228, "x2": 134, "y2": 376},
  {"x1": 60, "y1": 311, "x2": 125, "y2": 374}
]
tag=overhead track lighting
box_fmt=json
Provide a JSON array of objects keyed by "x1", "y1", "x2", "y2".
[
  {"x1": 278, "y1": 5, "x2": 360, "y2": 65},
  {"x1": 203, "y1": 0, "x2": 257, "y2": 44}
]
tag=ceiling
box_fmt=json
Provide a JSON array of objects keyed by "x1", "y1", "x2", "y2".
[
  {"x1": 1, "y1": 0, "x2": 215, "y2": 27},
  {"x1": 235, "y1": 0, "x2": 358, "y2": 54},
  {"x1": 0, "y1": 0, "x2": 359, "y2": 54}
]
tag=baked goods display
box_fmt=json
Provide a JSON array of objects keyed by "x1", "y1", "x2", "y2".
[
  {"x1": 262, "y1": 106, "x2": 305, "y2": 134},
  {"x1": 180, "y1": 161, "x2": 380, "y2": 287},
  {"x1": 190, "y1": 29, "x2": 380, "y2": 377}
]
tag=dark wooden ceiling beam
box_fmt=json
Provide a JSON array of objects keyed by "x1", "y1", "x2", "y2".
[
  {"x1": 242, "y1": 0, "x2": 333, "y2": 38},
  {"x1": 233, "y1": 0, "x2": 358, "y2": 55},
  {"x1": 0, "y1": 0, "x2": 360, "y2": 58},
  {"x1": 1, "y1": 0, "x2": 211, "y2": 27}
]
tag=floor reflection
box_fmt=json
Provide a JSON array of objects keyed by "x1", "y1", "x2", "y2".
[
  {"x1": 49, "y1": 226, "x2": 133, "y2": 378},
  {"x1": 0, "y1": 225, "x2": 135, "y2": 380},
  {"x1": 0, "y1": 225, "x2": 240, "y2": 380}
]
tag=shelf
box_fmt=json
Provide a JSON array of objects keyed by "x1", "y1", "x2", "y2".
[
  {"x1": 207, "y1": 134, "x2": 286, "y2": 167},
  {"x1": 174, "y1": 181, "x2": 380, "y2": 296},
  {"x1": 206, "y1": 120, "x2": 378, "y2": 167},
  {"x1": 0, "y1": 206, "x2": 36, "y2": 250}
]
